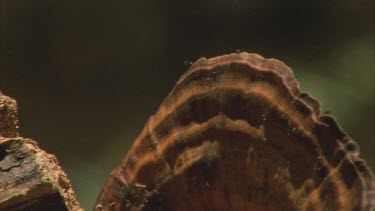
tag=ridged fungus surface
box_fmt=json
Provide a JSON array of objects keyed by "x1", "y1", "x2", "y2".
[{"x1": 95, "y1": 53, "x2": 374, "y2": 211}]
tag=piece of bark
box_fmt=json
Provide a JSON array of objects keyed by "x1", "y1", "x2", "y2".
[
  {"x1": 0, "y1": 137, "x2": 82, "y2": 211},
  {"x1": 0, "y1": 91, "x2": 82, "y2": 210},
  {"x1": 95, "y1": 53, "x2": 375, "y2": 211},
  {"x1": 0, "y1": 92, "x2": 19, "y2": 138}
]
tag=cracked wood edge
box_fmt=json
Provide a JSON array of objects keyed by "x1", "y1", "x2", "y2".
[
  {"x1": 0, "y1": 137, "x2": 83, "y2": 211},
  {"x1": 0, "y1": 91, "x2": 83, "y2": 211}
]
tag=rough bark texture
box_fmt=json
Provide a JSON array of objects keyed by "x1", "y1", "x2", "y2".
[
  {"x1": 95, "y1": 52, "x2": 375, "y2": 211},
  {"x1": 0, "y1": 92, "x2": 19, "y2": 138},
  {"x1": 0, "y1": 92, "x2": 82, "y2": 211}
]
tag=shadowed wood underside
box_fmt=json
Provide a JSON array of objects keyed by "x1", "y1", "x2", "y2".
[{"x1": 95, "y1": 53, "x2": 374, "y2": 211}]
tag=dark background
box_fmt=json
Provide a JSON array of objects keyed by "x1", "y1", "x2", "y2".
[{"x1": 1, "y1": 1, "x2": 373, "y2": 209}]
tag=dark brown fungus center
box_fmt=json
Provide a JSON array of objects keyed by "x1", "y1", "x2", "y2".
[{"x1": 95, "y1": 53, "x2": 374, "y2": 211}]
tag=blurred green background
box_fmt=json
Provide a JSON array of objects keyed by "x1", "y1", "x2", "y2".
[{"x1": 1, "y1": 1, "x2": 373, "y2": 209}]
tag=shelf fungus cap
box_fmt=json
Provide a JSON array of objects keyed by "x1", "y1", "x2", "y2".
[{"x1": 95, "y1": 52, "x2": 374, "y2": 211}]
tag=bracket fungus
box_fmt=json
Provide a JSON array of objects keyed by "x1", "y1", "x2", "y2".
[{"x1": 95, "y1": 53, "x2": 374, "y2": 211}]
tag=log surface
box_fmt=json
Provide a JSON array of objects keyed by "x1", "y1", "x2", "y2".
[{"x1": 0, "y1": 92, "x2": 82, "y2": 211}]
